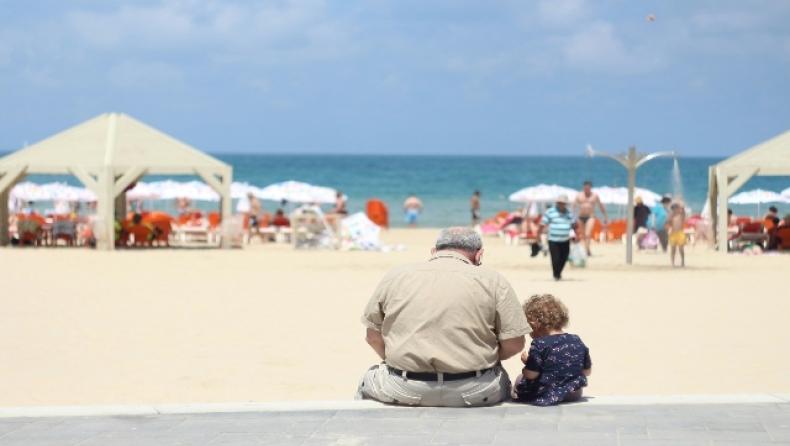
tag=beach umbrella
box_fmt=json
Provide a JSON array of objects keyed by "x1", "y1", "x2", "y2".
[
  {"x1": 508, "y1": 184, "x2": 578, "y2": 203},
  {"x1": 231, "y1": 182, "x2": 262, "y2": 199},
  {"x1": 728, "y1": 188, "x2": 787, "y2": 218},
  {"x1": 11, "y1": 182, "x2": 96, "y2": 202},
  {"x1": 592, "y1": 186, "x2": 662, "y2": 207},
  {"x1": 257, "y1": 180, "x2": 342, "y2": 204},
  {"x1": 126, "y1": 182, "x2": 161, "y2": 200}
]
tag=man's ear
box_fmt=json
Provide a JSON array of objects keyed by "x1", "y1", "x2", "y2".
[
  {"x1": 430, "y1": 247, "x2": 437, "y2": 255},
  {"x1": 475, "y1": 249, "x2": 484, "y2": 265}
]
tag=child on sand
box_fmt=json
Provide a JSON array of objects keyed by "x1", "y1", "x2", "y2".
[
  {"x1": 512, "y1": 295, "x2": 591, "y2": 406},
  {"x1": 669, "y1": 202, "x2": 686, "y2": 267}
]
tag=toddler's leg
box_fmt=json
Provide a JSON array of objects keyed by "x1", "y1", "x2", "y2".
[
  {"x1": 511, "y1": 374, "x2": 524, "y2": 399},
  {"x1": 563, "y1": 389, "x2": 583, "y2": 403}
]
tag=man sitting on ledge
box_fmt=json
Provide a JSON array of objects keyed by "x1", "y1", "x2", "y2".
[{"x1": 356, "y1": 227, "x2": 530, "y2": 407}]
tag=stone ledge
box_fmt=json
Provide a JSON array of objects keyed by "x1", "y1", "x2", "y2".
[{"x1": 1, "y1": 394, "x2": 788, "y2": 418}]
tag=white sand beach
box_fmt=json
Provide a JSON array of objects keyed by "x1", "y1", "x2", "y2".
[{"x1": 1, "y1": 229, "x2": 789, "y2": 407}]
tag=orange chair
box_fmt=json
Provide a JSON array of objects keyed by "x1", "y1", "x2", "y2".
[
  {"x1": 775, "y1": 227, "x2": 790, "y2": 250},
  {"x1": 126, "y1": 224, "x2": 154, "y2": 247},
  {"x1": 366, "y1": 199, "x2": 389, "y2": 228},
  {"x1": 143, "y1": 213, "x2": 175, "y2": 247},
  {"x1": 735, "y1": 217, "x2": 752, "y2": 226},
  {"x1": 605, "y1": 220, "x2": 627, "y2": 242},
  {"x1": 207, "y1": 212, "x2": 221, "y2": 229}
]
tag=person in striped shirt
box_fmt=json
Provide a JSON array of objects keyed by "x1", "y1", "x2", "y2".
[{"x1": 537, "y1": 195, "x2": 575, "y2": 281}]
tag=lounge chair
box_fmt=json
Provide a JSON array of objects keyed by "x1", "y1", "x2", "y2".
[{"x1": 732, "y1": 222, "x2": 767, "y2": 250}]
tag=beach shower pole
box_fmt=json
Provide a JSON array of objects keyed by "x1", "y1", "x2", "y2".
[{"x1": 586, "y1": 146, "x2": 676, "y2": 265}]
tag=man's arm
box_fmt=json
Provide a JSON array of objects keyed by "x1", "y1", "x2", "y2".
[
  {"x1": 596, "y1": 196, "x2": 608, "y2": 222},
  {"x1": 366, "y1": 328, "x2": 386, "y2": 360},
  {"x1": 499, "y1": 336, "x2": 525, "y2": 360}
]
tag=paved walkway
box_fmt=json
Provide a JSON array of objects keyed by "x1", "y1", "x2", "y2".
[{"x1": 1, "y1": 398, "x2": 790, "y2": 445}]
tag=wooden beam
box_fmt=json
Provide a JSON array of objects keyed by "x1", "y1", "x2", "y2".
[
  {"x1": 70, "y1": 166, "x2": 99, "y2": 194},
  {"x1": 723, "y1": 168, "x2": 758, "y2": 197},
  {"x1": 195, "y1": 168, "x2": 224, "y2": 194},
  {"x1": 112, "y1": 166, "x2": 146, "y2": 197},
  {"x1": 0, "y1": 166, "x2": 26, "y2": 193}
]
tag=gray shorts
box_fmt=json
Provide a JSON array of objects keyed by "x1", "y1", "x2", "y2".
[{"x1": 355, "y1": 363, "x2": 511, "y2": 407}]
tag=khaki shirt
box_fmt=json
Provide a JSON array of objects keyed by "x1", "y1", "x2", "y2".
[{"x1": 361, "y1": 251, "x2": 530, "y2": 373}]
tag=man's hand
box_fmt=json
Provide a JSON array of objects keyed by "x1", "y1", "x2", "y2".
[
  {"x1": 499, "y1": 336, "x2": 526, "y2": 361},
  {"x1": 365, "y1": 328, "x2": 386, "y2": 360}
]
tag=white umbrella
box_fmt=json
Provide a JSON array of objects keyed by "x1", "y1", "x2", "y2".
[
  {"x1": 231, "y1": 182, "x2": 261, "y2": 199},
  {"x1": 593, "y1": 186, "x2": 662, "y2": 207},
  {"x1": 257, "y1": 180, "x2": 342, "y2": 204},
  {"x1": 728, "y1": 188, "x2": 787, "y2": 218},
  {"x1": 508, "y1": 184, "x2": 578, "y2": 203},
  {"x1": 11, "y1": 182, "x2": 96, "y2": 202}
]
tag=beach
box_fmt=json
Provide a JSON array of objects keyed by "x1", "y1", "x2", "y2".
[{"x1": 1, "y1": 229, "x2": 789, "y2": 407}]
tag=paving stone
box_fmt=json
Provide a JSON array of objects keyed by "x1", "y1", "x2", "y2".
[
  {"x1": 79, "y1": 431, "x2": 218, "y2": 446},
  {"x1": 209, "y1": 433, "x2": 309, "y2": 445},
  {"x1": 0, "y1": 402, "x2": 788, "y2": 445}
]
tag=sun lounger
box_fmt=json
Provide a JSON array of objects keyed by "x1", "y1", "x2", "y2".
[{"x1": 733, "y1": 222, "x2": 767, "y2": 250}]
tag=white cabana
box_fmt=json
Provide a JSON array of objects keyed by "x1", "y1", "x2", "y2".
[
  {"x1": 0, "y1": 113, "x2": 233, "y2": 249},
  {"x1": 708, "y1": 128, "x2": 790, "y2": 251}
]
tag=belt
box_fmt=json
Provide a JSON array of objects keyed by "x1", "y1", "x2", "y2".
[{"x1": 387, "y1": 366, "x2": 492, "y2": 382}]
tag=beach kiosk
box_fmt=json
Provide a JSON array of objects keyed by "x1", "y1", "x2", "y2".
[
  {"x1": 708, "y1": 128, "x2": 790, "y2": 251},
  {"x1": 0, "y1": 113, "x2": 234, "y2": 249}
]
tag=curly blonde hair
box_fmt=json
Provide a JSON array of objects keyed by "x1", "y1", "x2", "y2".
[{"x1": 522, "y1": 294, "x2": 569, "y2": 330}]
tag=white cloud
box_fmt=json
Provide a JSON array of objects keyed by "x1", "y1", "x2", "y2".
[
  {"x1": 65, "y1": 0, "x2": 357, "y2": 64},
  {"x1": 560, "y1": 22, "x2": 664, "y2": 74},
  {"x1": 108, "y1": 60, "x2": 182, "y2": 88},
  {"x1": 537, "y1": 0, "x2": 590, "y2": 28}
]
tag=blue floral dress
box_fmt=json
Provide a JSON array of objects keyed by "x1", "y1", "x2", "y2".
[{"x1": 514, "y1": 333, "x2": 592, "y2": 406}]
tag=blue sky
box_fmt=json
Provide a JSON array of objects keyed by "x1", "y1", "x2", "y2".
[{"x1": 1, "y1": 0, "x2": 789, "y2": 156}]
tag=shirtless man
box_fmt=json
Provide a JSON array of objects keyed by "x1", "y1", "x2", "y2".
[
  {"x1": 470, "y1": 190, "x2": 481, "y2": 227},
  {"x1": 403, "y1": 193, "x2": 423, "y2": 228},
  {"x1": 570, "y1": 181, "x2": 608, "y2": 256}
]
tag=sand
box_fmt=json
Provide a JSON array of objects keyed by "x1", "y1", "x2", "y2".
[{"x1": 1, "y1": 229, "x2": 789, "y2": 407}]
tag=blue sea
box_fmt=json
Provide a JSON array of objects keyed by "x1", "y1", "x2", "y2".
[{"x1": 20, "y1": 155, "x2": 790, "y2": 227}]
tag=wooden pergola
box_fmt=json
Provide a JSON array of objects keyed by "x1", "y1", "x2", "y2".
[
  {"x1": 708, "y1": 128, "x2": 790, "y2": 251},
  {"x1": 0, "y1": 113, "x2": 233, "y2": 249}
]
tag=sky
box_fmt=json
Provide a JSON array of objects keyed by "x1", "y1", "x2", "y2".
[{"x1": 1, "y1": 0, "x2": 789, "y2": 156}]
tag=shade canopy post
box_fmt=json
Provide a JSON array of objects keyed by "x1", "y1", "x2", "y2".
[
  {"x1": 712, "y1": 167, "x2": 757, "y2": 252},
  {"x1": 0, "y1": 167, "x2": 28, "y2": 246},
  {"x1": 196, "y1": 167, "x2": 233, "y2": 249}
]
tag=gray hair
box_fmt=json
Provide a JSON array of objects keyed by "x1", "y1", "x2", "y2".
[{"x1": 435, "y1": 227, "x2": 483, "y2": 254}]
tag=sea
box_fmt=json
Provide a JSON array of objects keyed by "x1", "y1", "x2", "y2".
[{"x1": 19, "y1": 155, "x2": 790, "y2": 227}]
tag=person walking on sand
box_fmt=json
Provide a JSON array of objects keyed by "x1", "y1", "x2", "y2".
[
  {"x1": 403, "y1": 193, "x2": 423, "y2": 228},
  {"x1": 356, "y1": 227, "x2": 529, "y2": 407},
  {"x1": 570, "y1": 181, "x2": 608, "y2": 256},
  {"x1": 537, "y1": 195, "x2": 574, "y2": 281},
  {"x1": 669, "y1": 202, "x2": 686, "y2": 267},
  {"x1": 471, "y1": 190, "x2": 481, "y2": 227},
  {"x1": 651, "y1": 196, "x2": 672, "y2": 253}
]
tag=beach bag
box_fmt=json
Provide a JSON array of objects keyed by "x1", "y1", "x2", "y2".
[
  {"x1": 568, "y1": 243, "x2": 587, "y2": 268},
  {"x1": 641, "y1": 230, "x2": 658, "y2": 250}
]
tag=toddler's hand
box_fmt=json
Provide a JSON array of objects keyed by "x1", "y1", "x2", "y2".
[{"x1": 520, "y1": 351, "x2": 529, "y2": 364}]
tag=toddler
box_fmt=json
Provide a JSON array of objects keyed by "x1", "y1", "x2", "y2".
[{"x1": 512, "y1": 294, "x2": 592, "y2": 406}]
